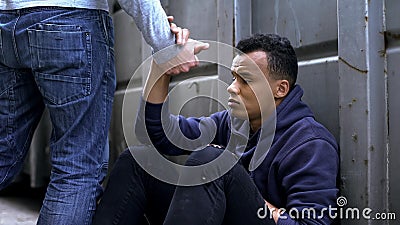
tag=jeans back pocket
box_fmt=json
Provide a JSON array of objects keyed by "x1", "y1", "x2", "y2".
[{"x1": 28, "y1": 23, "x2": 92, "y2": 105}]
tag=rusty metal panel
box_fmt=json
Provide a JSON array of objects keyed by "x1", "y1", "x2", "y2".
[
  {"x1": 386, "y1": 0, "x2": 400, "y2": 219},
  {"x1": 168, "y1": 76, "x2": 226, "y2": 117},
  {"x1": 387, "y1": 47, "x2": 400, "y2": 220},
  {"x1": 297, "y1": 57, "x2": 339, "y2": 141},
  {"x1": 386, "y1": 0, "x2": 400, "y2": 32},
  {"x1": 109, "y1": 88, "x2": 142, "y2": 169},
  {"x1": 163, "y1": 0, "x2": 234, "y2": 84},
  {"x1": 249, "y1": 0, "x2": 339, "y2": 138},
  {"x1": 164, "y1": 0, "x2": 218, "y2": 41},
  {"x1": 251, "y1": 0, "x2": 337, "y2": 48},
  {"x1": 234, "y1": 0, "x2": 252, "y2": 46},
  {"x1": 216, "y1": 0, "x2": 235, "y2": 84},
  {"x1": 113, "y1": 10, "x2": 143, "y2": 85},
  {"x1": 338, "y1": 1, "x2": 388, "y2": 224}
]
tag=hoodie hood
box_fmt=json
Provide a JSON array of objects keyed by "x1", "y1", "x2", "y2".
[
  {"x1": 240, "y1": 84, "x2": 315, "y2": 170},
  {"x1": 274, "y1": 85, "x2": 314, "y2": 140}
]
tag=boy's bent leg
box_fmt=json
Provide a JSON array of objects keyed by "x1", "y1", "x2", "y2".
[
  {"x1": 92, "y1": 149, "x2": 146, "y2": 225},
  {"x1": 93, "y1": 147, "x2": 177, "y2": 225},
  {"x1": 164, "y1": 146, "x2": 273, "y2": 225},
  {"x1": 221, "y1": 162, "x2": 274, "y2": 225},
  {"x1": 164, "y1": 146, "x2": 227, "y2": 225}
]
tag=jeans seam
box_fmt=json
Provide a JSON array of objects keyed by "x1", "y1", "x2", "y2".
[
  {"x1": 100, "y1": 12, "x2": 109, "y2": 46},
  {"x1": 12, "y1": 12, "x2": 21, "y2": 66},
  {"x1": 112, "y1": 180, "x2": 137, "y2": 225},
  {"x1": 84, "y1": 29, "x2": 93, "y2": 97},
  {"x1": 0, "y1": 158, "x2": 17, "y2": 186},
  {"x1": 85, "y1": 186, "x2": 97, "y2": 225},
  {"x1": 0, "y1": 29, "x2": 4, "y2": 63},
  {"x1": 205, "y1": 179, "x2": 225, "y2": 225},
  {"x1": 6, "y1": 79, "x2": 16, "y2": 144},
  {"x1": 100, "y1": 12, "x2": 110, "y2": 182},
  {"x1": 0, "y1": 111, "x2": 35, "y2": 186}
]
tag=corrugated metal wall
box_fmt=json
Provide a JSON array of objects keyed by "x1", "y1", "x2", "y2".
[
  {"x1": 249, "y1": 0, "x2": 339, "y2": 141},
  {"x1": 337, "y1": 0, "x2": 399, "y2": 224},
  {"x1": 338, "y1": 1, "x2": 385, "y2": 224},
  {"x1": 386, "y1": 0, "x2": 400, "y2": 220}
]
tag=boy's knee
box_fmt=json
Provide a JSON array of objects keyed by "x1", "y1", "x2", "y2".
[{"x1": 185, "y1": 145, "x2": 224, "y2": 166}]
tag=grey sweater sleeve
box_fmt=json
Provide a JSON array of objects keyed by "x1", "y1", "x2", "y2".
[{"x1": 117, "y1": 0, "x2": 182, "y2": 64}]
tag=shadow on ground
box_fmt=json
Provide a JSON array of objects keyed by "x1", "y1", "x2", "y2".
[{"x1": 0, "y1": 174, "x2": 47, "y2": 225}]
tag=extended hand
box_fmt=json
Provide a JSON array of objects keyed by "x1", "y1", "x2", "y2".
[
  {"x1": 168, "y1": 16, "x2": 189, "y2": 45},
  {"x1": 166, "y1": 39, "x2": 209, "y2": 75},
  {"x1": 165, "y1": 16, "x2": 209, "y2": 75}
]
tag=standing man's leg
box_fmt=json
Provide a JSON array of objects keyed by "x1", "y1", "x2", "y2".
[
  {"x1": 14, "y1": 8, "x2": 116, "y2": 224},
  {"x1": 0, "y1": 68, "x2": 44, "y2": 189},
  {"x1": 0, "y1": 8, "x2": 45, "y2": 188}
]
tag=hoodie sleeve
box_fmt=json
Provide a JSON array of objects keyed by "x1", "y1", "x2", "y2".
[
  {"x1": 276, "y1": 139, "x2": 339, "y2": 225},
  {"x1": 117, "y1": 0, "x2": 182, "y2": 64},
  {"x1": 135, "y1": 98, "x2": 228, "y2": 155}
]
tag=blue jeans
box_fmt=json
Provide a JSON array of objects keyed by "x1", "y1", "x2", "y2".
[
  {"x1": 93, "y1": 147, "x2": 273, "y2": 225},
  {"x1": 0, "y1": 7, "x2": 116, "y2": 225}
]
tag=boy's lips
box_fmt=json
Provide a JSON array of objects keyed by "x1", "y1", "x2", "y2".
[{"x1": 228, "y1": 98, "x2": 240, "y2": 106}]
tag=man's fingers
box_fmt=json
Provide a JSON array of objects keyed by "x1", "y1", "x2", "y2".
[
  {"x1": 186, "y1": 55, "x2": 199, "y2": 67},
  {"x1": 185, "y1": 39, "x2": 210, "y2": 54},
  {"x1": 167, "y1": 16, "x2": 174, "y2": 23},
  {"x1": 170, "y1": 23, "x2": 178, "y2": 33},
  {"x1": 193, "y1": 55, "x2": 199, "y2": 66},
  {"x1": 179, "y1": 64, "x2": 190, "y2": 73},
  {"x1": 180, "y1": 56, "x2": 199, "y2": 72},
  {"x1": 181, "y1": 28, "x2": 189, "y2": 45},
  {"x1": 175, "y1": 28, "x2": 189, "y2": 45},
  {"x1": 167, "y1": 15, "x2": 191, "y2": 46},
  {"x1": 175, "y1": 27, "x2": 183, "y2": 45},
  {"x1": 166, "y1": 67, "x2": 180, "y2": 75},
  {"x1": 193, "y1": 42, "x2": 210, "y2": 54},
  {"x1": 167, "y1": 17, "x2": 188, "y2": 46},
  {"x1": 165, "y1": 56, "x2": 199, "y2": 75},
  {"x1": 162, "y1": 40, "x2": 206, "y2": 75}
]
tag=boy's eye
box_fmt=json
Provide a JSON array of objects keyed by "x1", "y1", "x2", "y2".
[
  {"x1": 231, "y1": 75, "x2": 249, "y2": 85},
  {"x1": 238, "y1": 76, "x2": 248, "y2": 84}
]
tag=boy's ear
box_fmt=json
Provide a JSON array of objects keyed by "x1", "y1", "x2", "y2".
[{"x1": 274, "y1": 80, "x2": 290, "y2": 99}]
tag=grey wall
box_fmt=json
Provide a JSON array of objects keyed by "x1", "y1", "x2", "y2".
[
  {"x1": 250, "y1": 0, "x2": 339, "y2": 141},
  {"x1": 386, "y1": 0, "x2": 400, "y2": 219}
]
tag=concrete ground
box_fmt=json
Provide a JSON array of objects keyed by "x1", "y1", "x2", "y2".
[{"x1": 0, "y1": 176, "x2": 45, "y2": 225}]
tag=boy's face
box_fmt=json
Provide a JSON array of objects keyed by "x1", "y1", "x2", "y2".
[{"x1": 228, "y1": 51, "x2": 276, "y2": 125}]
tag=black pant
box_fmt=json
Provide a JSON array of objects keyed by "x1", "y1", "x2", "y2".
[{"x1": 92, "y1": 146, "x2": 274, "y2": 225}]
